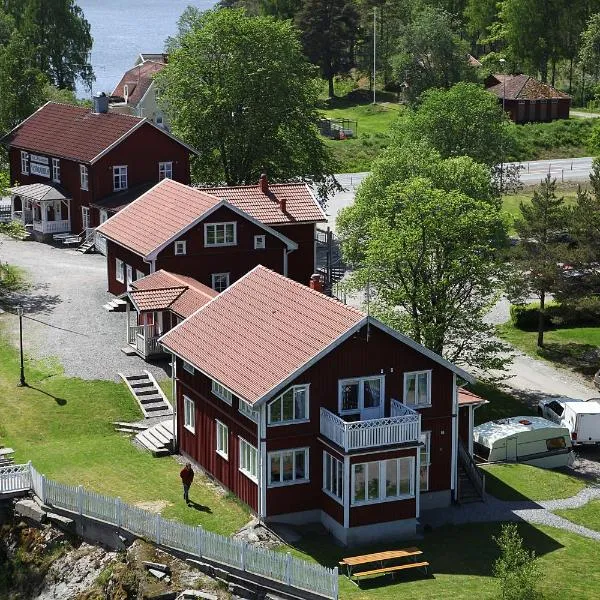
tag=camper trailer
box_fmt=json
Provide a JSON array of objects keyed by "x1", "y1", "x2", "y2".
[{"x1": 473, "y1": 416, "x2": 573, "y2": 469}]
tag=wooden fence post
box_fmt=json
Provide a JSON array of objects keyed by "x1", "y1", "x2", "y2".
[
  {"x1": 156, "y1": 514, "x2": 162, "y2": 545},
  {"x1": 196, "y1": 527, "x2": 203, "y2": 557},
  {"x1": 26, "y1": 461, "x2": 32, "y2": 490},
  {"x1": 333, "y1": 566, "x2": 339, "y2": 599},
  {"x1": 115, "y1": 497, "x2": 122, "y2": 528},
  {"x1": 285, "y1": 553, "x2": 292, "y2": 586},
  {"x1": 77, "y1": 485, "x2": 84, "y2": 515},
  {"x1": 240, "y1": 542, "x2": 247, "y2": 571},
  {"x1": 41, "y1": 474, "x2": 47, "y2": 504}
]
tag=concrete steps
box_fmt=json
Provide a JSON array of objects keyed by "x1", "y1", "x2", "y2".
[
  {"x1": 103, "y1": 298, "x2": 128, "y2": 312},
  {"x1": 135, "y1": 420, "x2": 174, "y2": 457},
  {"x1": 119, "y1": 371, "x2": 173, "y2": 419}
]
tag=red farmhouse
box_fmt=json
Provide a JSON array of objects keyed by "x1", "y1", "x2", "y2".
[
  {"x1": 160, "y1": 266, "x2": 481, "y2": 546},
  {"x1": 1, "y1": 98, "x2": 194, "y2": 241},
  {"x1": 96, "y1": 176, "x2": 326, "y2": 295}
]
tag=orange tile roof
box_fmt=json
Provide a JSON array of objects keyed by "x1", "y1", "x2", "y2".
[
  {"x1": 159, "y1": 266, "x2": 365, "y2": 404},
  {"x1": 2, "y1": 102, "x2": 144, "y2": 163},
  {"x1": 130, "y1": 287, "x2": 186, "y2": 312},
  {"x1": 111, "y1": 60, "x2": 166, "y2": 107},
  {"x1": 458, "y1": 388, "x2": 487, "y2": 406}
]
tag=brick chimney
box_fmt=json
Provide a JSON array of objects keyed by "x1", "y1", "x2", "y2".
[
  {"x1": 309, "y1": 273, "x2": 323, "y2": 293},
  {"x1": 259, "y1": 173, "x2": 268, "y2": 193},
  {"x1": 279, "y1": 197, "x2": 287, "y2": 214}
]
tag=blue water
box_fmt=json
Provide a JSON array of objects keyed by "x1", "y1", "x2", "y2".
[{"x1": 76, "y1": 0, "x2": 217, "y2": 98}]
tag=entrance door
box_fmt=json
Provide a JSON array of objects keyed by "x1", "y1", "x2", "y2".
[
  {"x1": 360, "y1": 377, "x2": 383, "y2": 421},
  {"x1": 81, "y1": 206, "x2": 90, "y2": 230},
  {"x1": 506, "y1": 437, "x2": 517, "y2": 461}
]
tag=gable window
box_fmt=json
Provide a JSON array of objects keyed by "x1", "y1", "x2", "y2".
[
  {"x1": 52, "y1": 158, "x2": 60, "y2": 183},
  {"x1": 323, "y1": 452, "x2": 343, "y2": 503},
  {"x1": 239, "y1": 399, "x2": 259, "y2": 422},
  {"x1": 135, "y1": 269, "x2": 144, "y2": 280},
  {"x1": 183, "y1": 395, "x2": 195, "y2": 433},
  {"x1": 174, "y1": 240, "x2": 187, "y2": 255},
  {"x1": 21, "y1": 151, "x2": 29, "y2": 175},
  {"x1": 239, "y1": 438, "x2": 258, "y2": 482},
  {"x1": 216, "y1": 420, "x2": 229, "y2": 459},
  {"x1": 352, "y1": 457, "x2": 414, "y2": 506},
  {"x1": 211, "y1": 273, "x2": 230, "y2": 293},
  {"x1": 254, "y1": 235, "x2": 266, "y2": 250},
  {"x1": 115, "y1": 259, "x2": 124, "y2": 283},
  {"x1": 204, "y1": 222, "x2": 236, "y2": 247},
  {"x1": 268, "y1": 385, "x2": 309, "y2": 426},
  {"x1": 80, "y1": 165, "x2": 88, "y2": 190},
  {"x1": 159, "y1": 161, "x2": 173, "y2": 180},
  {"x1": 113, "y1": 165, "x2": 128, "y2": 191},
  {"x1": 339, "y1": 376, "x2": 384, "y2": 416},
  {"x1": 420, "y1": 431, "x2": 431, "y2": 491},
  {"x1": 404, "y1": 371, "x2": 431, "y2": 407},
  {"x1": 268, "y1": 448, "x2": 309, "y2": 487},
  {"x1": 182, "y1": 361, "x2": 194, "y2": 375},
  {"x1": 212, "y1": 380, "x2": 233, "y2": 405}
]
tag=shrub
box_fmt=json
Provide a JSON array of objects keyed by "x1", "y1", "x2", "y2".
[
  {"x1": 510, "y1": 302, "x2": 558, "y2": 331},
  {"x1": 510, "y1": 299, "x2": 600, "y2": 330}
]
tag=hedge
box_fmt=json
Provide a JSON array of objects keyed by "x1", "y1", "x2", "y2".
[{"x1": 510, "y1": 299, "x2": 600, "y2": 331}]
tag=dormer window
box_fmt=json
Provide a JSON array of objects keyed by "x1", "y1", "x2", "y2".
[
  {"x1": 113, "y1": 165, "x2": 128, "y2": 191},
  {"x1": 174, "y1": 240, "x2": 186, "y2": 255},
  {"x1": 204, "y1": 222, "x2": 236, "y2": 247}
]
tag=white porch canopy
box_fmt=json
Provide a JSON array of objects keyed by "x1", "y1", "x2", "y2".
[{"x1": 10, "y1": 183, "x2": 71, "y2": 235}]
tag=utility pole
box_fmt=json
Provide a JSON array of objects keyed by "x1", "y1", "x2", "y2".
[
  {"x1": 373, "y1": 7, "x2": 376, "y2": 105},
  {"x1": 17, "y1": 305, "x2": 26, "y2": 387},
  {"x1": 499, "y1": 58, "x2": 506, "y2": 193}
]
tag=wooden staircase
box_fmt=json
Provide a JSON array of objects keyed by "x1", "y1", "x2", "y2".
[
  {"x1": 119, "y1": 371, "x2": 173, "y2": 419},
  {"x1": 76, "y1": 238, "x2": 95, "y2": 253},
  {"x1": 457, "y1": 440, "x2": 485, "y2": 504}
]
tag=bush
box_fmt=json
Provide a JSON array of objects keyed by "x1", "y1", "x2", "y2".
[
  {"x1": 510, "y1": 302, "x2": 558, "y2": 331},
  {"x1": 510, "y1": 299, "x2": 600, "y2": 330}
]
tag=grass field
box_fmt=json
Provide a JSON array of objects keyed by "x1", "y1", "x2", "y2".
[{"x1": 556, "y1": 499, "x2": 600, "y2": 532}]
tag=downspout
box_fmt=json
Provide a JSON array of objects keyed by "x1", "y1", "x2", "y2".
[
  {"x1": 450, "y1": 373, "x2": 458, "y2": 502},
  {"x1": 258, "y1": 404, "x2": 267, "y2": 520},
  {"x1": 171, "y1": 354, "x2": 178, "y2": 451}
]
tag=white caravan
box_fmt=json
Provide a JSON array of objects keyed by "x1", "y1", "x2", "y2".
[{"x1": 537, "y1": 398, "x2": 600, "y2": 445}]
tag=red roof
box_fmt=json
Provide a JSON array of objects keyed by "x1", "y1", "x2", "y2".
[
  {"x1": 486, "y1": 74, "x2": 570, "y2": 100},
  {"x1": 3, "y1": 102, "x2": 145, "y2": 163},
  {"x1": 458, "y1": 388, "x2": 487, "y2": 407},
  {"x1": 111, "y1": 60, "x2": 166, "y2": 107},
  {"x1": 159, "y1": 266, "x2": 366, "y2": 404}
]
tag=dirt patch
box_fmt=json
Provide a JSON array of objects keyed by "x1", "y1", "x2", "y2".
[{"x1": 133, "y1": 500, "x2": 172, "y2": 514}]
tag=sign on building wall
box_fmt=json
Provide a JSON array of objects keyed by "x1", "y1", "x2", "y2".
[
  {"x1": 30, "y1": 163, "x2": 50, "y2": 178},
  {"x1": 29, "y1": 154, "x2": 49, "y2": 165}
]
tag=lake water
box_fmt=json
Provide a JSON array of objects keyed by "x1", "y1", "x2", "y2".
[{"x1": 76, "y1": 0, "x2": 217, "y2": 98}]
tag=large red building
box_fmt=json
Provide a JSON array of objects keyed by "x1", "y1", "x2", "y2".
[
  {"x1": 1, "y1": 99, "x2": 194, "y2": 241},
  {"x1": 160, "y1": 266, "x2": 480, "y2": 546}
]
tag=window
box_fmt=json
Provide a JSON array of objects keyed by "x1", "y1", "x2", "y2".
[
  {"x1": 351, "y1": 457, "x2": 414, "y2": 505},
  {"x1": 216, "y1": 420, "x2": 229, "y2": 459},
  {"x1": 182, "y1": 361, "x2": 194, "y2": 375},
  {"x1": 268, "y1": 385, "x2": 309, "y2": 425},
  {"x1": 115, "y1": 259, "x2": 124, "y2": 283},
  {"x1": 269, "y1": 448, "x2": 309, "y2": 487},
  {"x1": 204, "y1": 222, "x2": 237, "y2": 247},
  {"x1": 339, "y1": 376, "x2": 384, "y2": 415},
  {"x1": 135, "y1": 269, "x2": 144, "y2": 280},
  {"x1": 420, "y1": 431, "x2": 431, "y2": 491},
  {"x1": 211, "y1": 273, "x2": 230, "y2": 293},
  {"x1": 404, "y1": 371, "x2": 431, "y2": 407},
  {"x1": 547, "y1": 401, "x2": 564, "y2": 417},
  {"x1": 546, "y1": 436, "x2": 567, "y2": 450},
  {"x1": 254, "y1": 235, "x2": 266, "y2": 249},
  {"x1": 80, "y1": 164, "x2": 88, "y2": 190},
  {"x1": 239, "y1": 438, "x2": 258, "y2": 482},
  {"x1": 52, "y1": 158, "x2": 60, "y2": 183},
  {"x1": 239, "y1": 399, "x2": 259, "y2": 422},
  {"x1": 113, "y1": 165, "x2": 128, "y2": 191},
  {"x1": 174, "y1": 240, "x2": 187, "y2": 255},
  {"x1": 100, "y1": 210, "x2": 109, "y2": 224},
  {"x1": 323, "y1": 452, "x2": 343, "y2": 502},
  {"x1": 212, "y1": 380, "x2": 233, "y2": 405},
  {"x1": 159, "y1": 161, "x2": 173, "y2": 180},
  {"x1": 183, "y1": 395, "x2": 195, "y2": 433},
  {"x1": 21, "y1": 151, "x2": 29, "y2": 175}
]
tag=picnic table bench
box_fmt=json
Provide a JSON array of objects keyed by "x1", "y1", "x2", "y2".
[{"x1": 339, "y1": 547, "x2": 429, "y2": 586}]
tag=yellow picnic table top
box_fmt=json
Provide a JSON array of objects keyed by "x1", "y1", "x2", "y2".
[{"x1": 340, "y1": 547, "x2": 422, "y2": 567}]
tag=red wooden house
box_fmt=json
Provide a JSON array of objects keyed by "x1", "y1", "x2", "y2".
[
  {"x1": 159, "y1": 266, "x2": 480, "y2": 546},
  {"x1": 96, "y1": 176, "x2": 326, "y2": 295},
  {"x1": 1, "y1": 98, "x2": 194, "y2": 242}
]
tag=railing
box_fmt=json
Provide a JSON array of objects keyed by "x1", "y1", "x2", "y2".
[
  {"x1": 19, "y1": 464, "x2": 339, "y2": 599},
  {"x1": 458, "y1": 439, "x2": 485, "y2": 500},
  {"x1": 85, "y1": 227, "x2": 95, "y2": 242},
  {"x1": 13, "y1": 209, "x2": 33, "y2": 224},
  {"x1": 128, "y1": 324, "x2": 162, "y2": 358},
  {"x1": 128, "y1": 325, "x2": 143, "y2": 344},
  {"x1": 95, "y1": 233, "x2": 107, "y2": 255},
  {"x1": 0, "y1": 464, "x2": 31, "y2": 494},
  {"x1": 32, "y1": 219, "x2": 70, "y2": 234},
  {"x1": 320, "y1": 407, "x2": 420, "y2": 451}
]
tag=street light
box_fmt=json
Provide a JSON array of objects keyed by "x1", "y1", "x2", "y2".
[
  {"x1": 16, "y1": 305, "x2": 26, "y2": 387},
  {"x1": 499, "y1": 58, "x2": 507, "y2": 193}
]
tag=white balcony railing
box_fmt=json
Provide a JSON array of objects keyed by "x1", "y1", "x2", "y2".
[
  {"x1": 320, "y1": 406, "x2": 420, "y2": 452},
  {"x1": 128, "y1": 324, "x2": 162, "y2": 358},
  {"x1": 33, "y1": 219, "x2": 70, "y2": 234}
]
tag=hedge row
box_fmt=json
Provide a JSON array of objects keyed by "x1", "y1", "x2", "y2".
[{"x1": 510, "y1": 299, "x2": 600, "y2": 331}]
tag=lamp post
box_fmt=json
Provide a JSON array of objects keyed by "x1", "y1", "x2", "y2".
[
  {"x1": 499, "y1": 58, "x2": 506, "y2": 193},
  {"x1": 17, "y1": 305, "x2": 26, "y2": 387}
]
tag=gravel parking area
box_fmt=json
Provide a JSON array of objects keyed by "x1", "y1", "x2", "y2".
[{"x1": 0, "y1": 235, "x2": 169, "y2": 381}]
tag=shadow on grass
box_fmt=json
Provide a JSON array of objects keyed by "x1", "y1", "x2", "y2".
[
  {"x1": 187, "y1": 500, "x2": 211, "y2": 513},
  {"x1": 482, "y1": 469, "x2": 532, "y2": 502},
  {"x1": 23, "y1": 384, "x2": 67, "y2": 406},
  {"x1": 321, "y1": 88, "x2": 400, "y2": 109},
  {"x1": 538, "y1": 342, "x2": 599, "y2": 377}
]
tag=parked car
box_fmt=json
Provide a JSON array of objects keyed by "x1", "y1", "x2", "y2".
[{"x1": 538, "y1": 397, "x2": 600, "y2": 445}]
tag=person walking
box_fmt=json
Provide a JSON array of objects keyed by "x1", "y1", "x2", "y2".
[{"x1": 180, "y1": 462, "x2": 194, "y2": 505}]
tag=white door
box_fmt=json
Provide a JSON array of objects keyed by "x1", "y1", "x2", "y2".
[
  {"x1": 126, "y1": 265, "x2": 133, "y2": 290},
  {"x1": 81, "y1": 206, "x2": 90, "y2": 230},
  {"x1": 506, "y1": 437, "x2": 518, "y2": 461},
  {"x1": 360, "y1": 377, "x2": 383, "y2": 421}
]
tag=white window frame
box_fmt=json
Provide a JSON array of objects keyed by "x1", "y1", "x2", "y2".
[
  {"x1": 183, "y1": 395, "x2": 195, "y2": 433},
  {"x1": 267, "y1": 384, "x2": 310, "y2": 426},
  {"x1": 212, "y1": 379, "x2": 233, "y2": 405},
  {"x1": 204, "y1": 222, "x2": 237, "y2": 247},
  {"x1": 113, "y1": 165, "x2": 128, "y2": 191},
  {"x1": 268, "y1": 448, "x2": 309, "y2": 488},
  {"x1": 52, "y1": 158, "x2": 60, "y2": 183},
  {"x1": 135, "y1": 269, "x2": 144, "y2": 280},
  {"x1": 182, "y1": 361, "x2": 195, "y2": 375},
  {"x1": 216, "y1": 420, "x2": 229, "y2": 460},
  {"x1": 323, "y1": 451, "x2": 344, "y2": 504},
  {"x1": 239, "y1": 399, "x2": 259, "y2": 423},
  {"x1": 338, "y1": 375, "x2": 385, "y2": 416},
  {"x1": 80, "y1": 164, "x2": 88, "y2": 190},
  {"x1": 420, "y1": 431, "x2": 431, "y2": 492},
  {"x1": 211, "y1": 273, "x2": 230, "y2": 293},
  {"x1": 403, "y1": 370, "x2": 432, "y2": 408},
  {"x1": 159, "y1": 161, "x2": 173, "y2": 180},
  {"x1": 239, "y1": 438, "x2": 258, "y2": 483},
  {"x1": 21, "y1": 151, "x2": 29, "y2": 175},
  {"x1": 254, "y1": 235, "x2": 266, "y2": 250},
  {"x1": 115, "y1": 258, "x2": 124, "y2": 283},
  {"x1": 351, "y1": 457, "x2": 415, "y2": 506},
  {"x1": 174, "y1": 240, "x2": 187, "y2": 255}
]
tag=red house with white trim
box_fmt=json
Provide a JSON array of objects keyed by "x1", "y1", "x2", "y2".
[
  {"x1": 159, "y1": 266, "x2": 481, "y2": 546},
  {"x1": 1, "y1": 99, "x2": 194, "y2": 241}
]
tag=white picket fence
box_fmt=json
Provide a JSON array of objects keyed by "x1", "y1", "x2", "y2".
[{"x1": 3, "y1": 463, "x2": 338, "y2": 599}]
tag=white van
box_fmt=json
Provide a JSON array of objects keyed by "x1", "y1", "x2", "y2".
[
  {"x1": 538, "y1": 398, "x2": 600, "y2": 445},
  {"x1": 473, "y1": 416, "x2": 573, "y2": 468}
]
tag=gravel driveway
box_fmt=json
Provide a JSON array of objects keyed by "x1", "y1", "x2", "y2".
[{"x1": 0, "y1": 235, "x2": 169, "y2": 381}]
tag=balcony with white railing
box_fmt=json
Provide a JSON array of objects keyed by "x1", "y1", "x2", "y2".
[
  {"x1": 320, "y1": 403, "x2": 420, "y2": 452},
  {"x1": 33, "y1": 219, "x2": 70, "y2": 234}
]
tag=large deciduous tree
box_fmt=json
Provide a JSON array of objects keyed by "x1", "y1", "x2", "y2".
[{"x1": 157, "y1": 8, "x2": 337, "y2": 198}]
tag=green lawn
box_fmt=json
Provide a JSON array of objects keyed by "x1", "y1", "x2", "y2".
[
  {"x1": 555, "y1": 499, "x2": 600, "y2": 532},
  {"x1": 0, "y1": 329, "x2": 249, "y2": 535},
  {"x1": 482, "y1": 463, "x2": 585, "y2": 501}
]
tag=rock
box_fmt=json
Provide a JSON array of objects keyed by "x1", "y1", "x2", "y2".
[
  {"x1": 247, "y1": 531, "x2": 260, "y2": 543},
  {"x1": 228, "y1": 583, "x2": 257, "y2": 599},
  {"x1": 15, "y1": 498, "x2": 47, "y2": 523},
  {"x1": 144, "y1": 560, "x2": 171, "y2": 573},
  {"x1": 148, "y1": 568, "x2": 167, "y2": 580},
  {"x1": 47, "y1": 512, "x2": 75, "y2": 531},
  {"x1": 178, "y1": 591, "x2": 218, "y2": 600}
]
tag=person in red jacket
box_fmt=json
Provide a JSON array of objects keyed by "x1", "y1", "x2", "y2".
[{"x1": 180, "y1": 462, "x2": 194, "y2": 505}]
